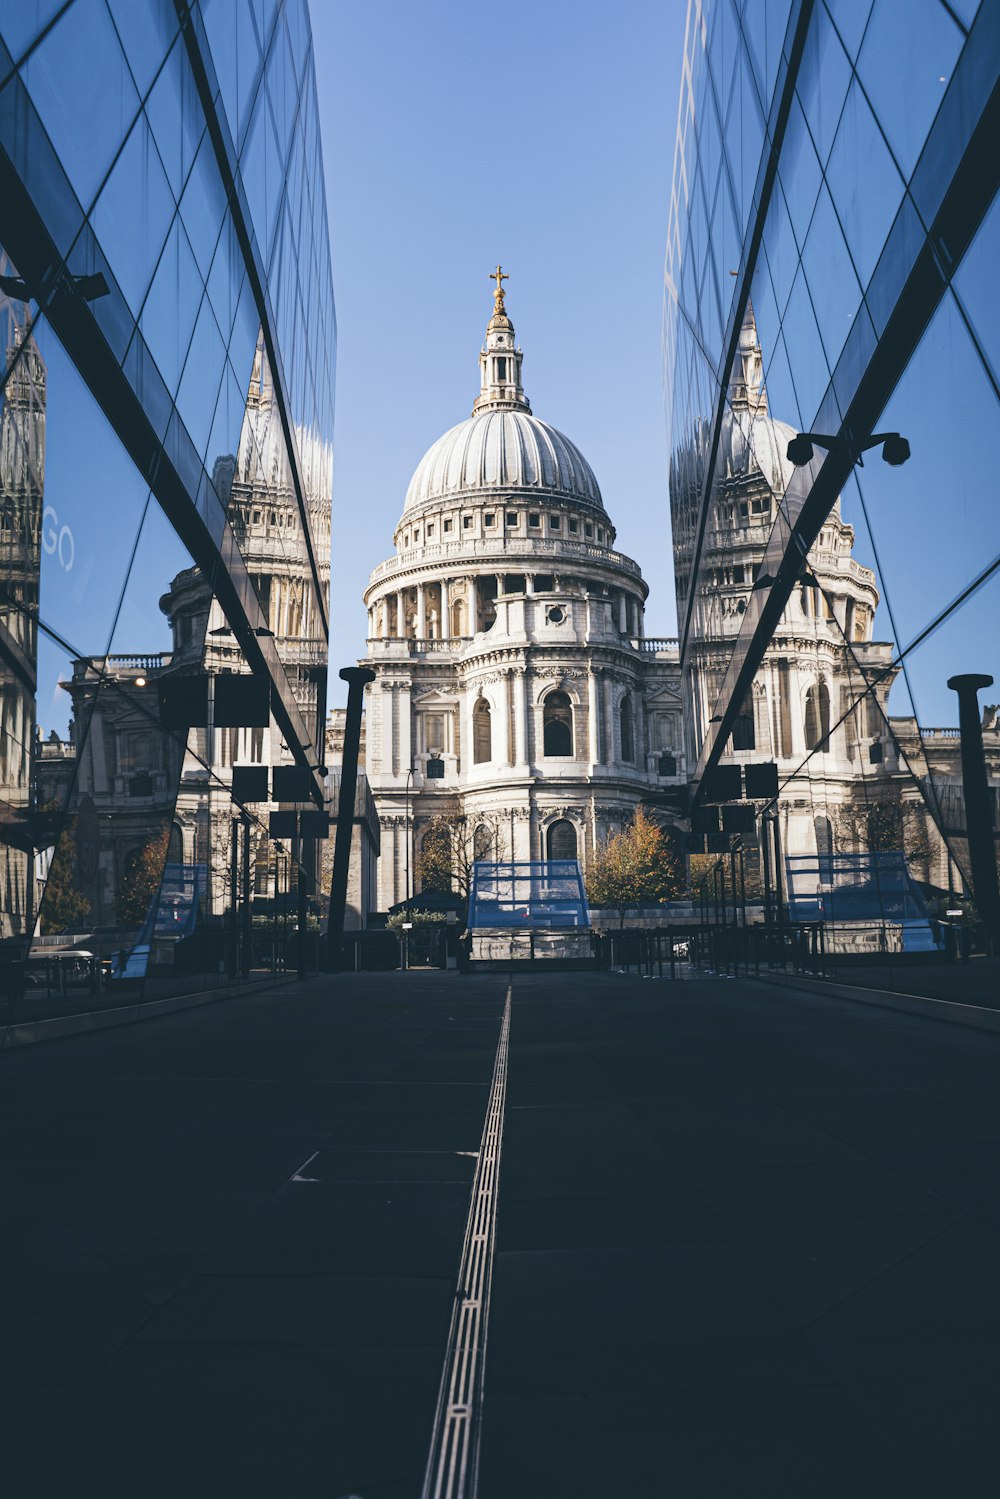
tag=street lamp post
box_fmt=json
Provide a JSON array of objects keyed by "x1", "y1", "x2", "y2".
[
  {"x1": 325, "y1": 665, "x2": 375, "y2": 971},
  {"x1": 404, "y1": 765, "x2": 415, "y2": 908},
  {"x1": 947, "y1": 673, "x2": 1000, "y2": 955}
]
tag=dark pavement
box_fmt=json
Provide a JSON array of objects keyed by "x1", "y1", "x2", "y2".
[{"x1": 2, "y1": 969, "x2": 999, "y2": 1496}]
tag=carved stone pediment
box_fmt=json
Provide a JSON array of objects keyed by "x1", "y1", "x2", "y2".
[{"x1": 411, "y1": 686, "x2": 459, "y2": 704}]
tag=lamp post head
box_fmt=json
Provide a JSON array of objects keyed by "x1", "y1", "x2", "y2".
[
  {"x1": 786, "y1": 434, "x2": 814, "y2": 466},
  {"x1": 948, "y1": 673, "x2": 994, "y2": 696},
  {"x1": 339, "y1": 666, "x2": 376, "y2": 688},
  {"x1": 880, "y1": 433, "x2": 910, "y2": 466}
]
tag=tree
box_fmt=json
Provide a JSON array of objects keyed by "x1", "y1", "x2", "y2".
[
  {"x1": 834, "y1": 790, "x2": 933, "y2": 872},
  {"x1": 38, "y1": 819, "x2": 92, "y2": 935},
  {"x1": 415, "y1": 812, "x2": 510, "y2": 899},
  {"x1": 116, "y1": 826, "x2": 170, "y2": 927},
  {"x1": 586, "y1": 808, "x2": 686, "y2": 927}
]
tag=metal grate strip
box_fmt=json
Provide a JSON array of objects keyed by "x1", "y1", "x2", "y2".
[{"x1": 421, "y1": 983, "x2": 512, "y2": 1499}]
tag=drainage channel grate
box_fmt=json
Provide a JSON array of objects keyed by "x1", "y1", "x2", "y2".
[{"x1": 421, "y1": 982, "x2": 512, "y2": 1499}]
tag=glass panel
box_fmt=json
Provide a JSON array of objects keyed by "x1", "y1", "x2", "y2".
[
  {"x1": 107, "y1": 0, "x2": 180, "y2": 100},
  {"x1": 21, "y1": 0, "x2": 140, "y2": 209},
  {"x1": 856, "y1": 0, "x2": 963, "y2": 179},
  {"x1": 953, "y1": 188, "x2": 1000, "y2": 386},
  {"x1": 795, "y1": 0, "x2": 851, "y2": 167},
  {"x1": 145, "y1": 34, "x2": 205, "y2": 202},
  {"x1": 140, "y1": 217, "x2": 204, "y2": 395},
  {"x1": 824, "y1": 0, "x2": 874, "y2": 61},
  {"x1": 91, "y1": 112, "x2": 175, "y2": 313},
  {"x1": 176, "y1": 293, "x2": 227, "y2": 461},
  {"x1": 856, "y1": 290, "x2": 1000, "y2": 659},
  {"x1": 179, "y1": 129, "x2": 227, "y2": 279},
  {"x1": 30, "y1": 323, "x2": 151, "y2": 667},
  {"x1": 800, "y1": 183, "x2": 862, "y2": 370},
  {"x1": 781, "y1": 265, "x2": 830, "y2": 425},
  {"x1": 826, "y1": 77, "x2": 905, "y2": 288},
  {"x1": 776, "y1": 94, "x2": 822, "y2": 251},
  {"x1": 0, "y1": 1, "x2": 66, "y2": 63}
]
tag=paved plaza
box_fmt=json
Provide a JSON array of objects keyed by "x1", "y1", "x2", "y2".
[{"x1": 3, "y1": 970, "x2": 999, "y2": 1496}]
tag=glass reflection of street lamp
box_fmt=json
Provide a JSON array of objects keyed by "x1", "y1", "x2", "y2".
[{"x1": 786, "y1": 431, "x2": 910, "y2": 468}]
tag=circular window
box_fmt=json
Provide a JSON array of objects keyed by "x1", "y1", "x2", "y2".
[{"x1": 546, "y1": 605, "x2": 565, "y2": 625}]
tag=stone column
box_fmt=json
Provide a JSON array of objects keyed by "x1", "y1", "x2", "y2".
[
  {"x1": 787, "y1": 662, "x2": 806, "y2": 760},
  {"x1": 588, "y1": 669, "x2": 601, "y2": 765},
  {"x1": 398, "y1": 682, "x2": 412, "y2": 776},
  {"x1": 395, "y1": 591, "x2": 404, "y2": 638},
  {"x1": 618, "y1": 592, "x2": 628, "y2": 633},
  {"x1": 603, "y1": 674, "x2": 615, "y2": 764},
  {"x1": 415, "y1": 585, "x2": 426, "y2": 639},
  {"x1": 439, "y1": 578, "x2": 450, "y2": 640},
  {"x1": 392, "y1": 822, "x2": 402, "y2": 907},
  {"x1": 513, "y1": 666, "x2": 527, "y2": 766},
  {"x1": 386, "y1": 685, "x2": 397, "y2": 777},
  {"x1": 459, "y1": 686, "x2": 472, "y2": 774}
]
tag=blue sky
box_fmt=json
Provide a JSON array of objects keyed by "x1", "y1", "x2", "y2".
[
  {"x1": 312, "y1": 0, "x2": 689, "y2": 705},
  {"x1": 312, "y1": 1, "x2": 1000, "y2": 730}
]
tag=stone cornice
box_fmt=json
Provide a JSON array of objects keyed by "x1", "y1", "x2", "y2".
[{"x1": 364, "y1": 537, "x2": 647, "y2": 600}]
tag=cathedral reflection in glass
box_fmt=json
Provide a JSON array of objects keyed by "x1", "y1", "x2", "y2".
[
  {"x1": 666, "y1": 1, "x2": 1000, "y2": 984},
  {"x1": 0, "y1": 0, "x2": 335, "y2": 1028}
]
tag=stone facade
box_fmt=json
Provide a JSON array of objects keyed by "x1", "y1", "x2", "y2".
[
  {"x1": 362, "y1": 280, "x2": 686, "y2": 911},
  {"x1": 683, "y1": 303, "x2": 925, "y2": 874}
]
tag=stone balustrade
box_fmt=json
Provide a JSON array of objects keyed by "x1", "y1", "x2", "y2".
[{"x1": 367, "y1": 534, "x2": 643, "y2": 585}]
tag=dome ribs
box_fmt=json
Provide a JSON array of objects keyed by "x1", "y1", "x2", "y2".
[{"x1": 399, "y1": 411, "x2": 607, "y2": 518}]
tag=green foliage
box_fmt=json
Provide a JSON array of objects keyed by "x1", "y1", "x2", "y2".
[
  {"x1": 116, "y1": 827, "x2": 170, "y2": 927},
  {"x1": 39, "y1": 819, "x2": 92, "y2": 935},
  {"x1": 387, "y1": 909, "x2": 448, "y2": 931},
  {"x1": 415, "y1": 813, "x2": 509, "y2": 898},
  {"x1": 415, "y1": 819, "x2": 457, "y2": 895},
  {"x1": 586, "y1": 807, "x2": 686, "y2": 926}
]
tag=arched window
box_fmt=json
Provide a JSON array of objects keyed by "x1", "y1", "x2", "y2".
[
  {"x1": 546, "y1": 819, "x2": 577, "y2": 860},
  {"x1": 473, "y1": 698, "x2": 492, "y2": 764},
  {"x1": 619, "y1": 697, "x2": 634, "y2": 762},
  {"x1": 473, "y1": 824, "x2": 493, "y2": 862},
  {"x1": 730, "y1": 712, "x2": 755, "y2": 751},
  {"x1": 815, "y1": 815, "x2": 834, "y2": 861},
  {"x1": 804, "y1": 680, "x2": 831, "y2": 751},
  {"x1": 167, "y1": 824, "x2": 183, "y2": 866},
  {"x1": 543, "y1": 691, "x2": 573, "y2": 757},
  {"x1": 451, "y1": 597, "x2": 465, "y2": 637}
]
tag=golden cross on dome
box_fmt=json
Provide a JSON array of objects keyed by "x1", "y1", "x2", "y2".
[{"x1": 490, "y1": 264, "x2": 508, "y2": 304}]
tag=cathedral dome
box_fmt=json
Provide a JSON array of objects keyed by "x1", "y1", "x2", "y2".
[
  {"x1": 719, "y1": 300, "x2": 822, "y2": 497},
  {"x1": 720, "y1": 406, "x2": 816, "y2": 496},
  {"x1": 401, "y1": 270, "x2": 606, "y2": 518},
  {"x1": 403, "y1": 408, "x2": 605, "y2": 515}
]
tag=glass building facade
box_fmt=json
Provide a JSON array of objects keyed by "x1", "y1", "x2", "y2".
[
  {"x1": 665, "y1": 1, "x2": 1000, "y2": 987},
  {"x1": 0, "y1": 0, "x2": 335, "y2": 1030}
]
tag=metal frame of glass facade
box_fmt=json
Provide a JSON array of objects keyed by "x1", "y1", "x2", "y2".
[
  {"x1": 468, "y1": 860, "x2": 591, "y2": 930},
  {"x1": 666, "y1": 0, "x2": 1000, "y2": 975},
  {"x1": 667, "y1": 0, "x2": 1000, "y2": 798},
  {"x1": 0, "y1": 1, "x2": 336, "y2": 1026}
]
